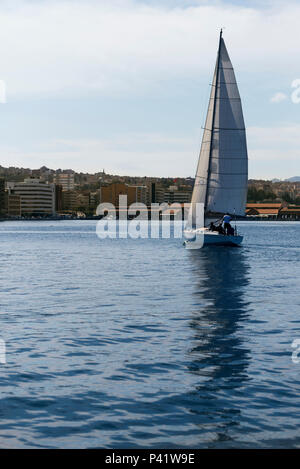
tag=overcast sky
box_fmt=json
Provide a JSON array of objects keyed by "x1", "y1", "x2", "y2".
[{"x1": 0, "y1": 0, "x2": 299, "y2": 179}]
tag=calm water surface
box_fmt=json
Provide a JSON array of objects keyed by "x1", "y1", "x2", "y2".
[{"x1": 0, "y1": 220, "x2": 299, "y2": 448}]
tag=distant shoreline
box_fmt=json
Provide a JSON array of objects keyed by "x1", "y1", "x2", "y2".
[{"x1": 1, "y1": 217, "x2": 299, "y2": 222}]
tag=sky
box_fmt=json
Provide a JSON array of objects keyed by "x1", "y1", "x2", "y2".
[{"x1": 0, "y1": 0, "x2": 299, "y2": 179}]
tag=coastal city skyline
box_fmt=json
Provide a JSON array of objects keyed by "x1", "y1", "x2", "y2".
[
  {"x1": 0, "y1": 0, "x2": 299, "y2": 453},
  {"x1": 2, "y1": 163, "x2": 300, "y2": 182},
  {"x1": 1, "y1": 163, "x2": 300, "y2": 220},
  {"x1": 0, "y1": 0, "x2": 299, "y2": 180}
]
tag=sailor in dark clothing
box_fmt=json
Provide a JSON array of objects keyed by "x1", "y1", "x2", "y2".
[
  {"x1": 227, "y1": 224, "x2": 235, "y2": 235},
  {"x1": 216, "y1": 223, "x2": 225, "y2": 235},
  {"x1": 223, "y1": 213, "x2": 232, "y2": 235}
]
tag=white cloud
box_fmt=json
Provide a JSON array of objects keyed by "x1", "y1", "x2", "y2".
[
  {"x1": 247, "y1": 125, "x2": 300, "y2": 154},
  {"x1": 0, "y1": 1, "x2": 299, "y2": 179},
  {"x1": 270, "y1": 92, "x2": 287, "y2": 103},
  {"x1": 1, "y1": 124, "x2": 299, "y2": 178},
  {"x1": 0, "y1": 0, "x2": 299, "y2": 99},
  {"x1": 247, "y1": 124, "x2": 300, "y2": 177},
  {"x1": 0, "y1": 133, "x2": 199, "y2": 177}
]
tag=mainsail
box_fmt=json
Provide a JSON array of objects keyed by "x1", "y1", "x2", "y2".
[{"x1": 189, "y1": 30, "x2": 248, "y2": 227}]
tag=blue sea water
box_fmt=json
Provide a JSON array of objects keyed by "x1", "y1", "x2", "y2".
[{"x1": 0, "y1": 220, "x2": 299, "y2": 448}]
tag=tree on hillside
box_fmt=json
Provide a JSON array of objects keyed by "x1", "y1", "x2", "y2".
[{"x1": 247, "y1": 187, "x2": 277, "y2": 202}]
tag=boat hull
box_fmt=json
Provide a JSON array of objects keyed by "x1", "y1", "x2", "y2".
[
  {"x1": 203, "y1": 233, "x2": 243, "y2": 246},
  {"x1": 184, "y1": 230, "x2": 243, "y2": 248}
]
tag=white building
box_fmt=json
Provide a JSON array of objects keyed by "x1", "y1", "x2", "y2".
[{"x1": 8, "y1": 178, "x2": 55, "y2": 216}]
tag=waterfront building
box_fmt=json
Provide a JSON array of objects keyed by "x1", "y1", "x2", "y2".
[
  {"x1": 76, "y1": 192, "x2": 90, "y2": 212},
  {"x1": 5, "y1": 193, "x2": 21, "y2": 217},
  {"x1": 62, "y1": 190, "x2": 77, "y2": 212},
  {"x1": 246, "y1": 203, "x2": 300, "y2": 220},
  {"x1": 79, "y1": 191, "x2": 99, "y2": 215},
  {"x1": 278, "y1": 206, "x2": 300, "y2": 220},
  {"x1": 134, "y1": 185, "x2": 147, "y2": 205},
  {"x1": 7, "y1": 178, "x2": 55, "y2": 216},
  {"x1": 154, "y1": 186, "x2": 166, "y2": 204},
  {"x1": 146, "y1": 182, "x2": 158, "y2": 206},
  {"x1": 163, "y1": 189, "x2": 192, "y2": 204},
  {"x1": 55, "y1": 184, "x2": 63, "y2": 212},
  {"x1": 53, "y1": 172, "x2": 75, "y2": 191},
  {"x1": 246, "y1": 203, "x2": 283, "y2": 219},
  {"x1": 148, "y1": 184, "x2": 192, "y2": 205},
  {"x1": 0, "y1": 178, "x2": 5, "y2": 216},
  {"x1": 100, "y1": 182, "x2": 147, "y2": 207}
]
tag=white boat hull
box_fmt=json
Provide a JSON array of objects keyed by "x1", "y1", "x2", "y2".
[{"x1": 184, "y1": 229, "x2": 243, "y2": 248}]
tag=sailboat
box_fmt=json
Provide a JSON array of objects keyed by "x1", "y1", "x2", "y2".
[{"x1": 184, "y1": 30, "x2": 248, "y2": 248}]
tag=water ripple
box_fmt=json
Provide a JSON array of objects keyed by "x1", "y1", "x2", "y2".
[{"x1": 0, "y1": 220, "x2": 299, "y2": 447}]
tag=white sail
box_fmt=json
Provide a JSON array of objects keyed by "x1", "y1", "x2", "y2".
[{"x1": 189, "y1": 31, "x2": 248, "y2": 227}]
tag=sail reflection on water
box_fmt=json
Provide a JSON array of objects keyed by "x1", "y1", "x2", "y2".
[{"x1": 186, "y1": 248, "x2": 251, "y2": 443}]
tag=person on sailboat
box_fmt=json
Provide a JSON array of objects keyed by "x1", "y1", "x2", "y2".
[
  {"x1": 209, "y1": 221, "x2": 225, "y2": 235},
  {"x1": 227, "y1": 224, "x2": 235, "y2": 235},
  {"x1": 216, "y1": 222, "x2": 225, "y2": 235},
  {"x1": 223, "y1": 214, "x2": 232, "y2": 235}
]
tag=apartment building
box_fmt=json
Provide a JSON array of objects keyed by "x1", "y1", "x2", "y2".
[{"x1": 7, "y1": 178, "x2": 55, "y2": 216}]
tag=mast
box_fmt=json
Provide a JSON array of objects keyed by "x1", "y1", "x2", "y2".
[
  {"x1": 188, "y1": 30, "x2": 248, "y2": 227},
  {"x1": 204, "y1": 28, "x2": 223, "y2": 215}
]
